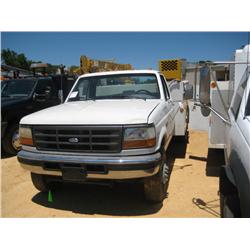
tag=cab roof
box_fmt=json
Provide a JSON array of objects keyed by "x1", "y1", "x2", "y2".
[{"x1": 78, "y1": 70, "x2": 160, "y2": 79}]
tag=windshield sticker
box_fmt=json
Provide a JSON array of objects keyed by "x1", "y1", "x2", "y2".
[{"x1": 69, "y1": 91, "x2": 78, "y2": 98}]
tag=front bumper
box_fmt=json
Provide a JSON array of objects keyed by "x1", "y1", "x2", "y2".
[{"x1": 17, "y1": 150, "x2": 161, "y2": 180}]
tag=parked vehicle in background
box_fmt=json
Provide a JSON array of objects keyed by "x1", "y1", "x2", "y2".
[
  {"x1": 198, "y1": 45, "x2": 250, "y2": 217},
  {"x1": 159, "y1": 59, "x2": 191, "y2": 141},
  {"x1": 17, "y1": 70, "x2": 193, "y2": 203},
  {"x1": 1, "y1": 77, "x2": 61, "y2": 155},
  {"x1": 168, "y1": 79, "x2": 191, "y2": 140}
]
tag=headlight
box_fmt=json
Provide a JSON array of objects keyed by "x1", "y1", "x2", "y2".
[
  {"x1": 19, "y1": 126, "x2": 33, "y2": 146},
  {"x1": 123, "y1": 126, "x2": 156, "y2": 149}
]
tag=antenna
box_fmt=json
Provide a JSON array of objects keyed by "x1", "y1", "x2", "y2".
[
  {"x1": 247, "y1": 32, "x2": 250, "y2": 66},
  {"x1": 244, "y1": 32, "x2": 250, "y2": 118}
]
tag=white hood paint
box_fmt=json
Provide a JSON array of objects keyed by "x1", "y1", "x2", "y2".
[{"x1": 21, "y1": 100, "x2": 161, "y2": 125}]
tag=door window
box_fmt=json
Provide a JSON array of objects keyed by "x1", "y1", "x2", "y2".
[
  {"x1": 245, "y1": 90, "x2": 250, "y2": 117},
  {"x1": 36, "y1": 79, "x2": 57, "y2": 98},
  {"x1": 231, "y1": 80, "x2": 247, "y2": 119},
  {"x1": 160, "y1": 75, "x2": 170, "y2": 100}
]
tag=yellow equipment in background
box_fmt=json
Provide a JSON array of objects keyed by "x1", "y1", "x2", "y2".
[
  {"x1": 76, "y1": 55, "x2": 132, "y2": 75},
  {"x1": 159, "y1": 59, "x2": 184, "y2": 81}
]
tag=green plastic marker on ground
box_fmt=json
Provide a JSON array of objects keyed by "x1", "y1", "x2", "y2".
[{"x1": 48, "y1": 190, "x2": 53, "y2": 203}]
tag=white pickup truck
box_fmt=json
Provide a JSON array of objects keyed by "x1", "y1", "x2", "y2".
[{"x1": 17, "y1": 70, "x2": 191, "y2": 202}]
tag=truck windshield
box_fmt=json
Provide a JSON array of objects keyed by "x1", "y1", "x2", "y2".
[
  {"x1": 67, "y1": 74, "x2": 160, "y2": 101},
  {"x1": 1, "y1": 79, "x2": 36, "y2": 97}
]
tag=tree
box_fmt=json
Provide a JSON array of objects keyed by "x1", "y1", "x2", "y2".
[
  {"x1": 16, "y1": 53, "x2": 30, "y2": 69},
  {"x1": 2, "y1": 49, "x2": 76, "y2": 75},
  {"x1": 1, "y1": 49, "x2": 17, "y2": 67},
  {"x1": 1, "y1": 49, "x2": 32, "y2": 70},
  {"x1": 47, "y1": 64, "x2": 60, "y2": 74},
  {"x1": 69, "y1": 65, "x2": 80, "y2": 74}
]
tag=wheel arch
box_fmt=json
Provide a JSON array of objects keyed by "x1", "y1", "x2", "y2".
[
  {"x1": 227, "y1": 150, "x2": 250, "y2": 217},
  {"x1": 157, "y1": 125, "x2": 168, "y2": 152}
]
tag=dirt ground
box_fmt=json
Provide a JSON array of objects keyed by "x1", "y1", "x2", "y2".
[{"x1": 1, "y1": 130, "x2": 222, "y2": 218}]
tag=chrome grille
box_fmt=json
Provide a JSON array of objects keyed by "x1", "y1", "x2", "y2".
[{"x1": 33, "y1": 126, "x2": 122, "y2": 153}]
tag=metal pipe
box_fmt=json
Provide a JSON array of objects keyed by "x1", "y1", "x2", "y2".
[
  {"x1": 194, "y1": 64, "x2": 198, "y2": 101},
  {"x1": 194, "y1": 103, "x2": 231, "y2": 126},
  {"x1": 210, "y1": 61, "x2": 250, "y2": 65}
]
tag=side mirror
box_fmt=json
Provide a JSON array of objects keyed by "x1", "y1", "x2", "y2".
[
  {"x1": 33, "y1": 92, "x2": 46, "y2": 102},
  {"x1": 183, "y1": 83, "x2": 193, "y2": 100},
  {"x1": 199, "y1": 66, "x2": 211, "y2": 116},
  {"x1": 199, "y1": 66, "x2": 211, "y2": 105},
  {"x1": 33, "y1": 88, "x2": 51, "y2": 102},
  {"x1": 45, "y1": 89, "x2": 51, "y2": 97}
]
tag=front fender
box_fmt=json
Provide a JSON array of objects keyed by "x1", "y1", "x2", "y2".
[{"x1": 157, "y1": 124, "x2": 168, "y2": 152}]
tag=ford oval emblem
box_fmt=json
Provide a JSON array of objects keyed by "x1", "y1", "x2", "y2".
[{"x1": 68, "y1": 137, "x2": 79, "y2": 143}]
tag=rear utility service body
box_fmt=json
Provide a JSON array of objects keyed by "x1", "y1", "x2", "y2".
[{"x1": 198, "y1": 45, "x2": 250, "y2": 217}]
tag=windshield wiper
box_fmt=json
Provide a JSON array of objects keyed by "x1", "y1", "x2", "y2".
[
  {"x1": 129, "y1": 95, "x2": 146, "y2": 101},
  {"x1": 99, "y1": 94, "x2": 146, "y2": 100},
  {"x1": 86, "y1": 97, "x2": 96, "y2": 101},
  {"x1": 77, "y1": 95, "x2": 147, "y2": 101},
  {"x1": 1, "y1": 94, "x2": 11, "y2": 97}
]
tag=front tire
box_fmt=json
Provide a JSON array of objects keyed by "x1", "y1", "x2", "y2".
[
  {"x1": 31, "y1": 173, "x2": 51, "y2": 192},
  {"x1": 2, "y1": 123, "x2": 21, "y2": 155},
  {"x1": 144, "y1": 147, "x2": 170, "y2": 203}
]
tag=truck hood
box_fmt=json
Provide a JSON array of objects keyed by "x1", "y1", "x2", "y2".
[{"x1": 20, "y1": 100, "x2": 161, "y2": 125}]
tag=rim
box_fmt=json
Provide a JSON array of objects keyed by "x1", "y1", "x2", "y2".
[
  {"x1": 12, "y1": 129, "x2": 21, "y2": 150},
  {"x1": 162, "y1": 162, "x2": 170, "y2": 184},
  {"x1": 161, "y1": 151, "x2": 169, "y2": 185}
]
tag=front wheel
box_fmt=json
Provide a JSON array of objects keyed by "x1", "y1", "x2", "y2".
[
  {"x1": 31, "y1": 173, "x2": 52, "y2": 192},
  {"x1": 144, "y1": 148, "x2": 170, "y2": 203},
  {"x1": 2, "y1": 123, "x2": 21, "y2": 155}
]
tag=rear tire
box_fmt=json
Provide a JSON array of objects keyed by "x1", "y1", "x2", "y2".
[
  {"x1": 144, "y1": 147, "x2": 170, "y2": 203},
  {"x1": 219, "y1": 167, "x2": 241, "y2": 218},
  {"x1": 174, "y1": 106, "x2": 189, "y2": 143},
  {"x1": 175, "y1": 130, "x2": 188, "y2": 143},
  {"x1": 31, "y1": 173, "x2": 51, "y2": 192}
]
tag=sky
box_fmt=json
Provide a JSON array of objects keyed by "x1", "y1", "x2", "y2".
[{"x1": 1, "y1": 32, "x2": 249, "y2": 69}]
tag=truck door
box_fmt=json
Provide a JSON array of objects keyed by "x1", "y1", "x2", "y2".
[
  {"x1": 33, "y1": 78, "x2": 61, "y2": 111},
  {"x1": 227, "y1": 76, "x2": 250, "y2": 217},
  {"x1": 160, "y1": 75, "x2": 175, "y2": 141}
]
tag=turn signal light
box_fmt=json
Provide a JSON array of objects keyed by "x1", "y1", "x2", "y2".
[
  {"x1": 20, "y1": 137, "x2": 33, "y2": 146},
  {"x1": 19, "y1": 126, "x2": 33, "y2": 146},
  {"x1": 123, "y1": 138, "x2": 156, "y2": 149},
  {"x1": 210, "y1": 81, "x2": 217, "y2": 88}
]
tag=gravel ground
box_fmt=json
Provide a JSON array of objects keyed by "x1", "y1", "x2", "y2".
[{"x1": 1, "y1": 130, "x2": 221, "y2": 218}]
